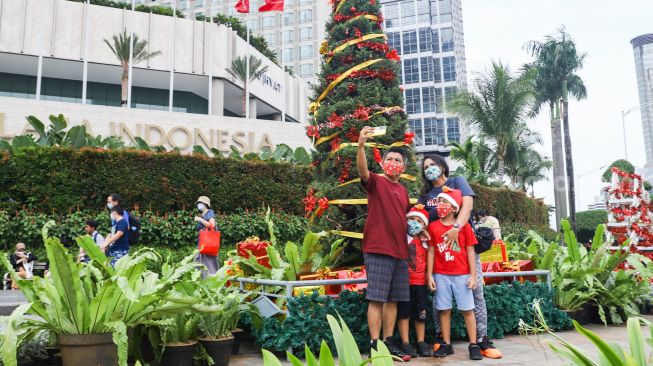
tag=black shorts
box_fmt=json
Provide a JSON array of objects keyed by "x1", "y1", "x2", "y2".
[
  {"x1": 363, "y1": 253, "x2": 410, "y2": 303},
  {"x1": 398, "y1": 285, "x2": 428, "y2": 321}
]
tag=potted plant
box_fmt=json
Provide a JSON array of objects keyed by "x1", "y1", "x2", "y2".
[{"x1": 145, "y1": 312, "x2": 199, "y2": 366}]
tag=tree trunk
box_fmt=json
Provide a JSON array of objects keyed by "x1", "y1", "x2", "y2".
[
  {"x1": 121, "y1": 64, "x2": 129, "y2": 107},
  {"x1": 497, "y1": 157, "x2": 505, "y2": 182},
  {"x1": 550, "y1": 101, "x2": 568, "y2": 231},
  {"x1": 562, "y1": 83, "x2": 576, "y2": 232}
]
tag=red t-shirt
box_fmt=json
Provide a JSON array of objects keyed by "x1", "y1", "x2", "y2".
[
  {"x1": 407, "y1": 235, "x2": 429, "y2": 285},
  {"x1": 362, "y1": 173, "x2": 410, "y2": 259},
  {"x1": 428, "y1": 220, "x2": 478, "y2": 275}
]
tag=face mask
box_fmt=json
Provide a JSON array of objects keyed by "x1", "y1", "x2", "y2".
[
  {"x1": 407, "y1": 220, "x2": 424, "y2": 236},
  {"x1": 425, "y1": 165, "x2": 442, "y2": 181},
  {"x1": 197, "y1": 203, "x2": 207, "y2": 212},
  {"x1": 110, "y1": 214, "x2": 117, "y2": 222},
  {"x1": 382, "y1": 161, "x2": 405, "y2": 176},
  {"x1": 107, "y1": 203, "x2": 113, "y2": 209},
  {"x1": 436, "y1": 202, "x2": 454, "y2": 218}
]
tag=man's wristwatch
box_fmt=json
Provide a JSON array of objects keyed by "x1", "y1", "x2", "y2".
[{"x1": 452, "y1": 222, "x2": 461, "y2": 230}]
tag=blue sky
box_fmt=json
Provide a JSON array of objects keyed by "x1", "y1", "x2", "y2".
[{"x1": 461, "y1": 0, "x2": 653, "y2": 216}]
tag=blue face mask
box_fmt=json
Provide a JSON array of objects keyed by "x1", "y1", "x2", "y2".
[
  {"x1": 407, "y1": 220, "x2": 424, "y2": 236},
  {"x1": 425, "y1": 165, "x2": 442, "y2": 181}
]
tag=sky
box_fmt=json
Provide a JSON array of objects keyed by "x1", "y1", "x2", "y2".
[{"x1": 460, "y1": 0, "x2": 653, "y2": 219}]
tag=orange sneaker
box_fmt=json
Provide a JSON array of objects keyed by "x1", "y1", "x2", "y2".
[
  {"x1": 432, "y1": 337, "x2": 444, "y2": 352},
  {"x1": 478, "y1": 337, "x2": 503, "y2": 359}
]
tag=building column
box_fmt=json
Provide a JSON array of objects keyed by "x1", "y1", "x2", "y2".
[
  {"x1": 210, "y1": 78, "x2": 224, "y2": 116},
  {"x1": 249, "y1": 97, "x2": 257, "y2": 119}
]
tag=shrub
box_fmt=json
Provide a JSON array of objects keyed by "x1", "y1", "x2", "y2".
[
  {"x1": 502, "y1": 222, "x2": 557, "y2": 243},
  {"x1": 575, "y1": 210, "x2": 607, "y2": 244},
  {"x1": 471, "y1": 183, "x2": 549, "y2": 226}
]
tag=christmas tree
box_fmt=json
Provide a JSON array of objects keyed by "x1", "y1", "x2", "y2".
[{"x1": 303, "y1": 0, "x2": 418, "y2": 261}]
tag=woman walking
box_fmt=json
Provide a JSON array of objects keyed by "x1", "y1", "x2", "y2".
[{"x1": 194, "y1": 196, "x2": 219, "y2": 278}]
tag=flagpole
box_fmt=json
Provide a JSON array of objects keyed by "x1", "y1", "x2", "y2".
[
  {"x1": 245, "y1": 28, "x2": 250, "y2": 119},
  {"x1": 169, "y1": 0, "x2": 177, "y2": 112},
  {"x1": 127, "y1": 0, "x2": 135, "y2": 108},
  {"x1": 280, "y1": 12, "x2": 285, "y2": 123}
]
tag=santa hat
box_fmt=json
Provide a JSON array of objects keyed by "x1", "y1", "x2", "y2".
[
  {"x1": 436, "y1": 187, "x2": 463, "y2": 213},
  {"x1": 406, "y1": 204, "x2": 429, "y2": 225}
]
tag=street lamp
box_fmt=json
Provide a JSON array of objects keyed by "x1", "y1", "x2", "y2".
[{"x1": 622, "y1": 100, "x2": 653, "y2": 161}]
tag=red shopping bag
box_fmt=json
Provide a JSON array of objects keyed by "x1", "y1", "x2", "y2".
[{"x1": 198, "y1": 226, "x2": 220, "y2": 256}]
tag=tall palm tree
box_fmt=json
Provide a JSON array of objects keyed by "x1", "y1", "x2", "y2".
[
  {"x1": 449, "y1": 137, "x2": 496, "y2": 185},
  {"x1": 450, "y1": 61, "x2": 533, "y2": 182},
  {"x1": 104, "y1": 30, "x2": 161, "y2": 107},
  {"x1": 525, "y1": 28, "x2": 587, "y2": 230},
  {"x1": 227, "y1": 56, "x2": 269, "y2": 117}
]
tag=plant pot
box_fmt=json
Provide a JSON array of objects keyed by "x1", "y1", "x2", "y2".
[
  {"x1": 45, "y1": 346, "x2": 62, "y2": 366},
  {"x1": 231, "y1": 329, "x2": 244, "y2": 355},
  {"x1": 160, "y1": 342, "x2": 197, "y2": 366},
  {"x1": 564, "y1": 306, "x2": 590, "y2": 325},
  {"x1": 587, "y1": 304, "x2": 614, "y2": 325},
  {"x1": 200, "y1": 336, "x2": 234, "y2": 366},
  {"x1": 57, "y1": 333, "x2": 117, "y2": 366}
]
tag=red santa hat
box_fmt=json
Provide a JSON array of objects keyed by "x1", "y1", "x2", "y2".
[
  {"x1": 436, "y1": 187, "x2": 463, "y2": 213},
  {"x1": 406, "y1": 204, "x2": 429, "y2": 225}
]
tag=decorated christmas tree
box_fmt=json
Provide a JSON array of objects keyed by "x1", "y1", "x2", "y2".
[{"x1": 303, "y1": 0, "x2": 418, "y2": 261}]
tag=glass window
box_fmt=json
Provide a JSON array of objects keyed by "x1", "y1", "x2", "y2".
[
  {"x1": 434, "y1": 88, "x2": 443, "y2": 112},
  {"x1": 433, "y1": 57, "x2": 442, "y2": 82},
  {"x1": 385, "y1": 4, "x2": 400, "y2": 28},
  {"x1": 282, "y1": 48, "x2": 294, "y2": 62},
  {"x1": 227, "y1": 7, "x2": 237, "y2": 16},
  {"x1": 447, "y1": 117, "x2": 460, "y2": 143},
  {"x1": 246, "y1": 19, "x2": 257, "y2": 31},
  {"x1": 180, "y1": 0, "x2": 187, "y2": 10},
  {"x1": 418, "y1": 28, "x2": 431, "y2": 53},
  {"x1": 195, "y1": 0, "x2": 204, "y2": 7},
  {"x1": 417, "y1": 0, "x2": 430, "y2": 23},
  {"x1": 423, "y1": 117, "x2": 445, "y2": 145},
  {"x1": 283, "y1": 30, "x2": 294, "y2": 43},
  {"x1": 262, "y1": 16, "x2": 276, "y2": 29},
  {"x1": 299, "y1": 26, "x2": 312, "y2": 40},
  {"x1": 439, "y1": 0, "x2": 452, "y2": 23},
  {"x1": 419, "y1": 56, "x2": 433, "y2": 82},
  {"x1": 262, "y1": 33, "x2": 277, "y2": 46},
  {"x1": 401, "y1": 0, "x2": 416, "y2": 26},
  {"x1": 283, "y1": 12, "x2": 294, "y2": 26},
  {"x1": 405, "y1": 88, "x2": 421, "y2": 114},
  {"x1": 403, "y1": 58, "x2": 419, "y2": 84},
  {"x1": 300, "y1": 63, "x2": 313, "y2": 76},
  {"x1": 387, "y1": 32, "x2": 401, "y2": 55},
  {"x1": 432, "y1": 29, "x2": 440, "y2": 53},
  {"x1": 408, "y1": 119, "x2": 424, "y2": 146},
  {"x1": 300, "y1": 9, "x2": 312, "y2": 23},
  {"x1": 444, "y1": 86, "x2": 457, "y2": 111},
  {"x1": 422, "y1": 86, "x2": 436, "y2": 113},
  {"x1": 402, "y1": 30, "x2": 418, "y2": 54},
  {"x1": 443, "y1": 56, "x2": 456, "y2": 82},
  {"x1": 300, "y1": 45, "x2": 313, "y2": 59},
  {"x1": 300, "y1": 0, "x2": 312, "y2": 4},
  {"x1": 441, "y1": 27, "x2": 454, "y2": 52}
]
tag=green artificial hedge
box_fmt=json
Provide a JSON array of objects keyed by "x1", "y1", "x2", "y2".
[
  {"x1": 575, "y1": 210, "x2": 608, "y2": 244},
  {"x1": 249, "y1": 282, "x2": 570, "y2": 355},
  {"x1": 471, "y1": 183, "x2": 549, "y2": 226},
  {"x1": 0, "y1": 148, "x2": 312, "y2": 214}
]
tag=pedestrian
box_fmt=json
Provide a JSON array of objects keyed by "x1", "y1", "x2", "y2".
[
  {"x1": 477, "y1": 210, "x2": 502, "y2": 240},
  {"x1": 102, "y1": 206, "x2": 130, "y2": 266},
  {"x1": 357, "y1": 126, "x2": 411, "y2": 361},
  {"x1": 397, "y1": 205, "x2": 432, "y2": 358},
  {"x1": 426, "y1": 188, "x2": 482, "y2": 360},
  {"x1": 8, "y1": 243, "x2": 36, "y2": 289},
  {"x1": 417, "y1": 154, "x2": 502, "y2": 359},
  {"x1": 78, "y1": 219, "x2": 105, "y2": 263},
  {"x1": 194, "y1": 196, "x2": 219, "y2": 278}
]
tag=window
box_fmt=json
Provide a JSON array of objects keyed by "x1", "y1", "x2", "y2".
[
  {"x1": 300, "y1": 45, "x2": 313, "y2": 59},
  {"x1": 262, "y1": 33, "x2": 277, "y2": 46},
  {"x1": 434, "y1": 88, "x2": 443, "y2": 111},
  {"x1": 447, "y1": 117, "x2": 460, "y2": 143},
  {"x1": 300, "y1": 9, "x2": 312, "y2": 23},
  {"x1": 227, "y1": 7, "x2": 236, "y2": 15},
  {"x1": 262, "y1": 16, "x2": 276, "y2": 29},
  {"x1": 401, "y1": 0, "x2": 416, "y2": 26},
  {"x1": 441, "y1": 27, "x2": 454, "y2": 52},
  {"x1": 282, "y1": 48, "x2": 294, "y2": 62},
  {"x1": 423, "y1": 117, "x2": 445, "y2": 145},
  {"x1": 422, "y1": 86, "x2": 436, "y2": 113},
  {"x1": 444, "y1": 86, "x2": 457, "y2": 111},
  {"x1": 283, "y1": 30, "x2": 294, "y2": 43},
  {"x1": 195, "y1": 0, "x2": 204, "y2": 7},
  {"x1": 246, "y1": 19, "x2": 257, "y2": 30},
  {"x1": 419, "y1": 56, "x2": 433, "y2": 82},
  {"x1": 405, "y1": 88, "x2": 421, "y2": 114},
  {"x1": 283, "y1": 12, "x2": 294, "y2": 26},
  {"x1": 432, "y1": 29, "x2": 440, "y2": 53},
  {"x1": 299, "y1": 26, "x2": 312, "y2": 40},
  {"x1": 387, "y1": 32, "x2": 401, "y2": 54},
  {"x1": 300, "y1": 0, "x2": 312, "y2": 5},
  {"x1": 402, "y1": 30, "x2": 418, "y2": 54},
  {"x1": 419, "y1": 28, "x2": 432, "y2": 53},
  {"x1": 300, "y1": 63, "x2": 313, "y2": 77},
  {"x1": 433, "y1": 57, "x2": 442, "y2": 82},
  {"x1": 179, "y1": 0, "x2": 187, "y2": 10},
  {"x1": 408, "y1": 119, "x2": 424, "y2": 146},
  {"x1": 403, "y1": 58, "x2": 419, "y2": 84},
  {"x1": 439, "y1": 0, "x2": 452, "y2": 23},
  {"x1": 385, "y1": 4, "x2": 400, "y2": 28},
  {"x1": 443, "y1": 56, "x2": 456, "y2": 82},
  {"x1": 417, "y1": 0, "x2": 430, "y2": 23}
]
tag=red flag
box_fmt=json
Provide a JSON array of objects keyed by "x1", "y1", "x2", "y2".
[
  {"x1": 235, "y1": 0, "x2": 249, "y2": 13},
  {"x1": 258, "y1": 0, "x2": 283, "y2": 12}
]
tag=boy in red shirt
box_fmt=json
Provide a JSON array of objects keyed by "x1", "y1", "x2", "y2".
[
  {"x1": 397, "y1": 205, "x2": 432, "y2": 358},
  {"x1": 426, "y1": 188, "x2": 482, "y2": 360}
]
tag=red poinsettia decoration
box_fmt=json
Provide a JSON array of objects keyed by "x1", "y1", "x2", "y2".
[
  {"x1": 316, "y1": 197, "x2": 330, "y2": 217},
  {"x1": 339, "y1": 158, "x2": 353, "y2": 183},
  {"x1": 378, "y1": 70, "x2": 395, "y2": 81},
  {"x1": 345, "y1": 127, "x2": 360, "y2": 142},
  {"x1": 306, "y1": 125, "x2": 320, "y2": 139},
  {"x1": 404, "y1": 132, "x2": 415, "y2": 145},
  {"x1": 386, "y1": 49, "x2": 400, "y2": 61},
  {"x1": 330, "y1": 136, "x2": 342, "y2": 152},
  {"x1": 303, "y1": 188, "x2": 317, "y2": 217},
  {"x1": 327, "y1": 112, "x2": 344, "y2": 128},
  {"x1": 352, "y1": 106, "x2": 370, "y2": 121},
  {"x1": 373, "y1": 147, "x2": 382, "y2": 163}
]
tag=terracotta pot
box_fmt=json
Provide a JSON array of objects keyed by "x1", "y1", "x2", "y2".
[
  {"x1": 200, "y1": 336, "x2": 234, "y2": 366},
  {"x1": 57, "y1": 333, "x2": 117, "y2": 366},
  {"x1": 160, "y1": 342, "x2": 197, "y2": 366}
]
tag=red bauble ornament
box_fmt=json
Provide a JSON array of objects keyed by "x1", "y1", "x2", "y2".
[
  {"x1": 404, "y1": 131, "x2": 415, "y2": 145},
  {"x1": 350, "y1": 6, "x2": 357, "y2": 12},
  {"x1": 373, "y1": 148, "x2": 382, "y2": 163},
  {"x1": 386, "y1": 49, "x2": 400, "y2": 61}
]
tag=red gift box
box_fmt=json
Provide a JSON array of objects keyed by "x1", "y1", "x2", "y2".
[
  {"x1": 337, "y1": 266, "x2": 368, "y2": 292},
  {"x1": 237, "y1": 237, "x2": 271, "y2": 268},
  {"x1": 482, "y1": 260, "x2": 537, "y2": 285},
  {"x1": 299, "y1": 268, "x2": 341, "y2": 295}
]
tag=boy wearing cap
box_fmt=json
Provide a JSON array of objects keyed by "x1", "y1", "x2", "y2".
[
  {"x1": 397, "y1": 205, "x2": 432, "y2": 358},
  {"x1": 427, "y1": 188, "x2": 482, "y2": 360}
]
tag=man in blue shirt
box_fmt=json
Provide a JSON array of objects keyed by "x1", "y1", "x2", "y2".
[
  {"x1": 102, "y1": 206, "x2": 130, "y2": 266},
  {"x1": 107, "y1": 193, "x2": 130, "y2": 231}
]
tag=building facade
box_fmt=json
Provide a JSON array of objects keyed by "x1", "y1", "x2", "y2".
[
  {"x1": 0, "y1": 0, "x2": 311, "y2": 155},
  {"x1": 631, "y1": 34, "x2": 653, "y2": 167}
]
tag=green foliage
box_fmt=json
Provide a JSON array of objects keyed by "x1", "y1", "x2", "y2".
[
  {"x1": 0, "y1": 147, "x2": 312, "y2": 214},
  {"x1": 230, "y1": 144, "x2": 312, "y2": 165},
  {"x1": 575, "y1": 210, "x2": 607, "y2": 244},
  {"x1": 449, "y1": 137, "x2": 496, "y2": 185},
  {"x1": 470, "y1": 182, "x2": 549, "y2": 226},
  {"x1": 104, "y1": 30, "x2": 161, "y2": 66},
  {"x1": 601, "y1": 159, "x2": 635, "y2": 182},
  {"x1": 67, "y1": 0, "x2": 185, "y2": 17}
]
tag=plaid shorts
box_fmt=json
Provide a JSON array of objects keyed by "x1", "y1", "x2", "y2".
[{"x1": 363, "y1": 253, "x2": 409, "y2": 303}]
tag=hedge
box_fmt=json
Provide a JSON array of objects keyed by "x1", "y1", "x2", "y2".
[
  {"x1": 471, "y1": 183, "x2": 549, "y2": 226},
  {"x1": 0, "y1": 148, "x2": 312, "y2": 214},
  {"x1": 249, "y1": 282, "x2": 570, "y2": 355},
  {"x1": 575, "y1": 210, "x2": 608, "y2": 244}
]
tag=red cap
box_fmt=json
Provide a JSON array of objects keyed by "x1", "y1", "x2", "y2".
[
  {"x1": 407, "y1": 204, "x2": 429, "y2": 225},
  {"x1": 437, "y1": 187, "x2": 463, "y2": 212}
]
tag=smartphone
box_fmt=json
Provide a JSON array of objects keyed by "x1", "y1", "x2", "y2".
[{"x1": 369, "y1": 126, "x2": 387, "y2": 137}]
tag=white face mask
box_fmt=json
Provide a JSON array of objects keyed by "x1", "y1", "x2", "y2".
[
  {"x1": 107, "y1": 202, "x2": 113, "y2": 209},
  {"x1": 197, "y1": 203, "x2": 207, "y2": 212}
]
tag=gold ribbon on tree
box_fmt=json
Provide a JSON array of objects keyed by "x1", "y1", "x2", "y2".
[
  {"x1": 330, "y1": 230, "x2": 364, "y2": 239},
  {"x1": 326, "y1": 33, "x2": 386, "y2": 64},
  {"x1": 313, "y1": 106, "x2": 403, "y2": 147},
  {"x1": 330, "y1": 140, "x2": 409, "y2": 155}
]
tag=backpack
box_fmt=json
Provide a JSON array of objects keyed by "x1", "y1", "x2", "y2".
[
  {"x1": 127, "y1": 214, "x2": 141, "y2": 245},
  {"x1": 474, "y1": 226, "x2": 494, "y2": 254}
]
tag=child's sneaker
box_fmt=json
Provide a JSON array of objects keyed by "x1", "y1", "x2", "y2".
[
  {"x1": 383, "y1": 338, "x2": 411, "y2": 362},
  {"x1": 433, "y1": 342, "x2": 453, "y2": 357},
  {"x1": 417, "y1": 342, "x2": 432, "y2": 357},
  {"x1": 478, "y1": 336, "x2": 503, "y2": 359},
  {"x1": 400, "y1": 343, "x2": 417, "y2": 358},
  {"x1": 469, "y1": 343, "x2": 483, "y2": 360},
  {"x1": 369, "y1": 339, "x2": 378, "y2": 356},
  {"x1": 432, "y1": 336, "x2": 445, "y2": 352}
]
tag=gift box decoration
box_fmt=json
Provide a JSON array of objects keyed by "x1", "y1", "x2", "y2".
[
  {"x1": 299, "y1": 267, "x2": 341, "y2": 295},
  {"x1": 337, "y1": 265, "x2": 368, "y2": 292},
  {"x1": 237, "y1": 236, "x2": 272, "y2": 268},
  {"x1": 292, "y1": 285, "x2": 326, "y2": 297},
  {"x1": 479, "y1": 240, "x2": 508, "y2": 263},
  {"x1": 481, "y1": 260, "x2": 537, "y2": 285}
]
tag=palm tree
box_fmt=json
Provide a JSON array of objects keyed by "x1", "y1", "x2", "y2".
[
  {"x1": 104, "y1": 30, "x2": 161, "y2": 107},
  {"x1": 525, "y1": 28, "x2": 587, "y2": 230},
  {"x1": 450, "y1": 61, "x2": 533, "y2": 182},
  {"x1": 505, "y1": 126, "x2": 552, "y2": 195},
  {"x1": 227, "y1": 56, "x2": 269, "y2": 117},
  {"x1": 449, "y1": 137, "x2": 496, "y2": 184}
]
